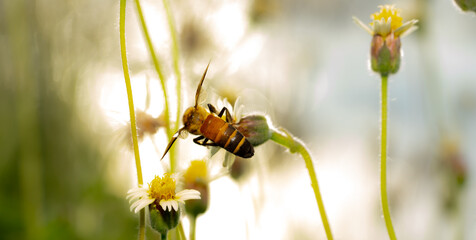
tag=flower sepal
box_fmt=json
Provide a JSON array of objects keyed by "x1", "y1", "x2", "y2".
[
  {"x1": 234, "y1": 115, "x2": 272, "y2": 147},
  {"x1": 370, "y1": 33, "x2": 401, "y2": 76},
  {"x1": 149, "y1": 203, "x2": 181, "y2": 236}
]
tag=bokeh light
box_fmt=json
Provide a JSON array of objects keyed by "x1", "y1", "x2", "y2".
[{"x1": 1, "y1": 0, "x2": 476, "y2": 239}]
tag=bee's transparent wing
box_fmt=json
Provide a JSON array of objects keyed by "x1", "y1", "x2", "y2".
[
  {"x1": 222, "y1": 152, "x2": 236, "y2": 169},
  {"x1": 208, "y1": 149, "x2": 230, "y2": 181},
  {"x1": 235, "y1": 88, "x2": 275, "y2": 121},
  {"x1": 197, "y1": 88, "x2": 208, "y2": 106}
]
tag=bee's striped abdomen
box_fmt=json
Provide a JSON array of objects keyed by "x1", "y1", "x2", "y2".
[{"x1": 200, "y1": 115, "x2": 254, "y2": 158}]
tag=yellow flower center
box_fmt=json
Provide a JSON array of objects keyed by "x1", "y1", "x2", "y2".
[
  {"x1": 370, "y1": 5, "x2": 402, "y2": 31},
  {"x1": 183, "y1": 160, "x2": 208, "y2": 184},
  {"x1": 148, "y1": 173, "x2": 176, "y2": 201}
]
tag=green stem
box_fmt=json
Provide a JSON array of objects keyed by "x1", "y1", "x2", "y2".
[
  {"x1": 162, "y1": 0, "x2": 182, "y2": 172},
  {"x1": 270, "y1": 129, "x2": 333, "y2": 240},
  {"x1": 161, "y1": 0, "x2": 181, "y2": 130},
  {"x1": 178, "y1": 221, "x2": 186, "y2": 240},
  {"x1": 5, "y1": 1, "x2": 44, "y2": 238},
  {"x1": 380, "y1": 75, "x2": 396, "y2": 239},
  {"x1": 133, "y1": 0, "x2": 176, "y2": 170},
  {"x1": 189, "y1": 216, "x2": 197, "y2": 240},
  {"x1": 160, "y1": 232, "x2": 168, "y2": 240},
  {"x1": 119, "y1": 1, "x2": 145, "y2": 239}
]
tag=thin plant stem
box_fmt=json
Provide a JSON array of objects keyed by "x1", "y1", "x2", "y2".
[
  {"x1": 162, "y1": 0, "x2": 182, "y2": 172},
  {"x1": 189, "y1": 216, "x2": 197, "y2": 240},
  {"x1": 133, "y1": 0, "x2": 177, "y2": 171},
  {"x1": 270, "y1": 129, "x2": 333, "y2": 240},
  {"x1": 161, "y1": 0, "x2": 182, "y2": 129},
  {"x1": 178, "y1": 221, "x2": 186, "y2": 240},
  {"x1": 119, "y1": 1, "x2": 145, "y2": 239},
  {"x1": 380, "y1": 74, "x2": 396, "y2": 239},
  {"x1": 5, "y1": 1, "x2": 44, "y2": 238}
]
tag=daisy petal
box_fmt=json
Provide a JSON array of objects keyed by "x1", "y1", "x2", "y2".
[
  {"x1": 374, "y1": 18, "x2": 391, "y2": 36},
  {"x1": 223, "y1": 98, "x2": 233, "y2": 113},
  {"x1": 171, "y1": 200, "x2": 179, "y2": 211},
  {"x1": 352, "y1": 16, "x2": 373, "y2": 35},
  {"x1": 176, "y1": 189, "x2": 201, "y2": 201},
  {"x1": 126, "y1": 189, "x2": 149, "y2": 202},
  {"x1": 131, "y1": 198, "x2": 155, "y2": 213},
  {"x1": 160, "y1": 199, "x2": 175, "y2": 211},
  {"x1": 394, "y1": 19, "x2": 418, "y2": 37},
  {"x1": 127, "y1": 187, "x2": 146, "y2": 196},
  {"x1": 130, "y1": 198, "x2": 144, "y2": 211}
]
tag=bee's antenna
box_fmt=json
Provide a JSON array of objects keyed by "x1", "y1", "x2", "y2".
[
  {"x1": 194, "y1": 61, "x2": 211, "y2": 108},
  {"x1": 161, "y1": 127, "x2": 185, "y2": 160}
]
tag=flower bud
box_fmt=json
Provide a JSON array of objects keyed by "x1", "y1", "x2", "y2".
[
  {"x1": 183, "y1": 160, "x2": 209, "y2": 217},
  {"x1": 454, "y1": 0, "x2": 476, "y2": 12},
  {"x1": 370, "y1": 33, "x2": 401, "y2": 76},
  {"x1": 442, "y1": 140, "x2": 467, "y2": 186},
  {"x1": 234, "y1": 115, "x2": 272, "y2": 147},
  {"x1": 184, "y1": 180, "x2": 209, "y2": 217},
  {"x1": 149, "y1": 203, "x2": 181, "y2": 236}
]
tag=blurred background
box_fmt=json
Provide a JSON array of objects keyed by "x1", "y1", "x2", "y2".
[{"x1": 1, "y1": 0, "x2": 475, "y2": 239}]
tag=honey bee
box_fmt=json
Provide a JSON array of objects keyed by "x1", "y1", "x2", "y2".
[{"x1": 161, "y1": 63, "x2": 254, "y2": 159}]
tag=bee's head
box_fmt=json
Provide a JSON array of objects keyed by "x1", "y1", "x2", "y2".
[{"x1": 183, "y1": 106, "x2": 208, "y2": 135}]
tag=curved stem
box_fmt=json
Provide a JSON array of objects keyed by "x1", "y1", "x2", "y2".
[
  {"x1": 133, "y1": 0, "x2": 176, "y2": 170},
  {"x1": 270, "y1": 129, "x2": 333, "y2": 240},
  {"x1": 119, "y1": 1, "x2": 145, "y2": 239},
  {"x1": 162, "y1": 0, "x2": 181, "y2": 172},
  {"x1": 380, "y1": 75, "x2": 396, "y2": 239}
]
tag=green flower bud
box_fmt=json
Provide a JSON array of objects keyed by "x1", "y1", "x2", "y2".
[
  {"x1": 354, "y1": 5, "x2": 418, "y2": 76},
  {"x1": 149, "y1": 203, "x2": 181, "y2": 236},
  {"x1": 454, "y1": 0, "x2": 476, "y2": 12},
  {"x1": 234, "y1": 115, "x2": 272, "y2": 147},
  {"x1": 370, "y1": 33, "x2": 401, "y2": 76}
]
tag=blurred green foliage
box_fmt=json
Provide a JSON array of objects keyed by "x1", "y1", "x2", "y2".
[{"x1": 0, "y1": 0, "x2": 136, "y2": 239}]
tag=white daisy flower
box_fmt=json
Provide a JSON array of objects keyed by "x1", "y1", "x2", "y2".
[
  {"x1": 353, "y1": 5, "x2": 418, "y2": 38},
  {"x1": 127, "y1": 173, "x2": 201, "y2": 213}
]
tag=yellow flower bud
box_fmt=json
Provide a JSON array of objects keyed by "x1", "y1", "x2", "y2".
[{"x1": 183, "y1": 160, "x2": 209, "y2": 217}]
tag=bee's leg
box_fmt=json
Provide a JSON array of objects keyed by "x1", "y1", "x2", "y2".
[
  {"x1": 193, "y1": 135, "x2": 206, "y2": 144},
  {"x1": 207, "y1": 104, "x2": 219, "y2": 114},
  {"x1": 193, "y1": 136, "x2": 218, "y2": 146},
  {"x1": 208, "y1": 104, "x2": 233, "y2": 123},
  {"x1": 221, "y1": 107, "x2": 234, "y2": 123}
]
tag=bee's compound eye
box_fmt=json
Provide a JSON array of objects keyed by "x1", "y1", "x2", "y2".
[{"x1": 183, "y1": 107, "x2": 195, "y2": 126}]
